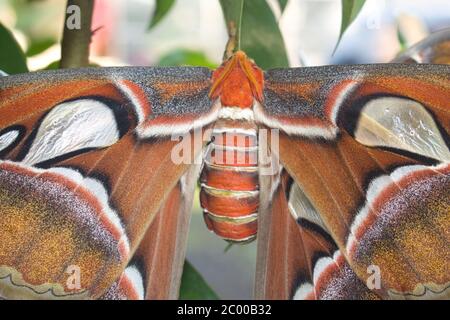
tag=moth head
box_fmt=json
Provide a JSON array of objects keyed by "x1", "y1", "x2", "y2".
[{"x1": 209, "y1": 50, "x2": 264, "y2": 108}]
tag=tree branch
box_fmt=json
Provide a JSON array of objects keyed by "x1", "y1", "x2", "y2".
[{"x1": 60, "y1": 0, "x2": 95, "y2": 68}]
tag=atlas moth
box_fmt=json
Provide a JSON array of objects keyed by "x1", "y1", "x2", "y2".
[{"x1": 0, "y1": 29, "x2": 449, "y2": 300}]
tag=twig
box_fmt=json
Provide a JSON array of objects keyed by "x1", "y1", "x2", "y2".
[
  {"x1": 60, "y1": 0, "x2": 95, "y2": 68},
  {"x1": 223, "y1": 21, "x2": 237, "y2": 60}
]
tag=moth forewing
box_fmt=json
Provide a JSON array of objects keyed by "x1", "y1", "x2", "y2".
[{"x1": 0, "y1": 67, "x2": 217, "y2": 299}]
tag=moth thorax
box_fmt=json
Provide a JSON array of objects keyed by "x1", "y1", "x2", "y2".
[{"x1": 199, "y1": 119, "x2": 259, "y2": 243}]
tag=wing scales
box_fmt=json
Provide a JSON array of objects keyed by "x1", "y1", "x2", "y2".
[{"x1": 0, "y1": 67, "x2": 215, "y2": 299}]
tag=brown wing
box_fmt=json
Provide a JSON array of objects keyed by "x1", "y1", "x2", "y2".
[
  {"x1": 0, "y1": 67, "x2": 218, "y2": 299},
  {"x1": 99, "y1": 165, "x2": 200, "y2": 300},
  {"x1": 256, "y1": 157, "x2": 379, "y2": 300},
  {"x1": 256, "y1": 63, "x2": 450, "y2": 299}
]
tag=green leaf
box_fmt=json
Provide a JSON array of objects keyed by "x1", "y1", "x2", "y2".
[
  {"x1": 278, "y1": 0, "x2": 289, "y2": 13},
  {"x1": 149, "y1": 0, "x2": 176, "y2": 29},
  {"x1": 219, "y1": 0, "x2": 289, "y2": 69},
  {"x1": 334, "y1": 0, "x2": 366, "y2": 53},
  {"x1": 179, "y1": 260, "x2": 219, "y2": 300},
  {"x1": 26, "y1": 38, "x2": 56, "y2": 57},
  {"x1": 43, "y1": 60, "x2": 60, "y2": 70},
  {"x1": 0, "y1": 22, "x2": 28, "y2": 74},
  {"x1": 218, "y1": 0, "x2": 243, "y2": 49},
  {"x1": 396, "y1": 25, "x2": 407, "y2": 52},
  {"x1": 156, "y1": 49, "x2": 217, "y2": 68}
]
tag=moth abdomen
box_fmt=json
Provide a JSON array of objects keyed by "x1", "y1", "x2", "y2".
[{"x1": 200, "y1": 123, "x2": 259, "y2": 243}]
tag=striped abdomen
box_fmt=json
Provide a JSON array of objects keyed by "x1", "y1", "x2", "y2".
[{"x1": 200, "y1": 119, "x2": 259, "y2": 243}]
